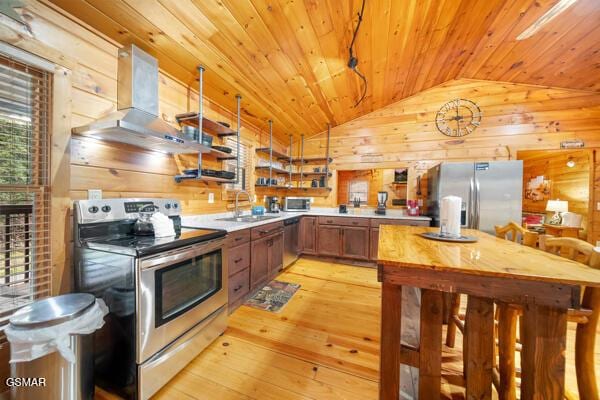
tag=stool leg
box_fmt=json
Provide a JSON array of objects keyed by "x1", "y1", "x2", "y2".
[
  {"x1": 497, "y1": 303, "x2": 518, "y2": 400},
  {"x1": 446, "y1": 293, "x2": 461, "y2": 348},
  {"x1": 575, "y1": 287, "x2": 600, "y2": 400},
  {"x1": 465, "y1": 296, "x2": 494, "y2": 400}
]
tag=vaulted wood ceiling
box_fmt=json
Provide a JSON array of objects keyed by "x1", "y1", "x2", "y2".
[{"x1": 48, "y1": 0, "x2": 600, "y2": 140}]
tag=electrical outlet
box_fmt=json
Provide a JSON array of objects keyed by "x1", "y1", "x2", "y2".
[
  {"x1": 253, "y1": 195, "x2": 258, "y2": 202},
  {"x1": 88, "y1": 189, "x2": 102, "y2": 200},
  {"x1": 208, "y1": 193, "x2": 214, "y2": 204},
  {"x1": 310, "y1": 197, "x2": 314, "y2": 203},
  {"x1": 597, "y1": 202, "x2": 600, "y2": 211}
]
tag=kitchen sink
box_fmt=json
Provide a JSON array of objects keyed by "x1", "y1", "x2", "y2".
[{"x1": 216, "y1": 215, "x2": 278, "y2": 223}]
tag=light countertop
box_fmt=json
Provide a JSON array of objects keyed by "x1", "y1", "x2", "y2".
[{"x1": 182, "y1": 207, "x2": 431, "y2": 232}]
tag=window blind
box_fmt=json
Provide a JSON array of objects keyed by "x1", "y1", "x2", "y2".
[
  {"x1": 224, "y1": 137, "x2": 251, "y2": 191},
  {"x1": 0, "y1": 54, "x2": 51, "y2": 344}
]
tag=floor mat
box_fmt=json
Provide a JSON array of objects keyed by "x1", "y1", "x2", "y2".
[{"x1": 244, "y1": 280, "x2": 301, "y2": 312}]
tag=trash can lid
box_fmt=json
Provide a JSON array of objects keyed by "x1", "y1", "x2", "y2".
[{"x1": 9, "y1": 293, "x2": 96, "y2": 329}]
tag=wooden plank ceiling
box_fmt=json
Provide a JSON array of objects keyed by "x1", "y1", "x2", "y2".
[{"x1": 47, "y1": 0, "x2": 600, "y2": 141}]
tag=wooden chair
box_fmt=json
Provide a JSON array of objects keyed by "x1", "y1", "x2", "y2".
[
  {"x1": 538, "y1": 235, "x2": 600, "y2": 400},
  {"x1": 495, "y1": 235, "x2": 599, "y2": 399}
]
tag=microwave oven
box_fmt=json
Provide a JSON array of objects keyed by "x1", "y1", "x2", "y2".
[{"x1": 283, "y1": 197, "x2": 311, "y2": 211}]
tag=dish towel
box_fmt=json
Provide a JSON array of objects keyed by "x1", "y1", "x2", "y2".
[{"x1": 151, "y1": 212, "x2": 176, "y2": 237}]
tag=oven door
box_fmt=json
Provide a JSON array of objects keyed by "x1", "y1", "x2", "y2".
[{"x1": 136, "y1": 237, "x2": 227, "y2": 363}]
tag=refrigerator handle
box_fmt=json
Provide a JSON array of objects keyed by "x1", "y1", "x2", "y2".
[
  {"x1": 475, "y1": 178, "x2": 481, "y2": 229},
  {"x1": 468, "y1": 177, "x2": 475, "y2": 229}
]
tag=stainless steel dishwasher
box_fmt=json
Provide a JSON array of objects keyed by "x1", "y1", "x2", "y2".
[{"x1": 283, "y1": 217, "x2": 300, "y2": 267}]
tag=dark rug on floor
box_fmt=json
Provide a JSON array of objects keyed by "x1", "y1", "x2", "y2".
[{"x1": 244, "y1": 280, "x2": 301, "y2": 312}]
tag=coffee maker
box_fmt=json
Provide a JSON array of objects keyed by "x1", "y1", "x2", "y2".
[
  {"x1": 375, "y1": 191, "x2": 388, "y2": 215},
  {"x1": 265, "y1": 196, "x2": 280, "y2": 213}
]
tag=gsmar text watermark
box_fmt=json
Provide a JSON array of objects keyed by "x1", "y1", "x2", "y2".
[{"x1": 6, "y1": 377, "x2": 46, "y2": 387}]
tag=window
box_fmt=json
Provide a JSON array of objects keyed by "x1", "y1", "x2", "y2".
[
  {"x1": 348, "y1": 180, "x2": 368, "y2": 204},
  {"x1": 224, "y1": 137, "x2": 251, "y2": 192},
  {"x1": 0, "y1": 53, "x2": 51, "y2": 343}
]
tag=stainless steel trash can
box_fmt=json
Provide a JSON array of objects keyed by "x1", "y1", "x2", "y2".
[{"x1": 8, "y1": 293, "x2": 96, "y2": 400}]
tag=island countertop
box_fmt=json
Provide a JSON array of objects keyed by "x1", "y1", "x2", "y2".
[
  {"x1": 376, "y1": 225, "x2": 600, "y2": 400},
  {"x1": 377, "y1": 225, "x2": 600, "y2": 288}
]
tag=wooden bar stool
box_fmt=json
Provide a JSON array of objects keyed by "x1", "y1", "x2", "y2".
[
  {"x1": 539, "y1": 236, "x2": 600, "y2": 400},
  {"x1": 496, "y1": 235, "x2": 599, "y2": 399}
]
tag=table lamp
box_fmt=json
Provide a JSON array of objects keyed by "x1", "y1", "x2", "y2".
[{"x1": 546, "y1": 199, "x2": 568, "y2": 225}]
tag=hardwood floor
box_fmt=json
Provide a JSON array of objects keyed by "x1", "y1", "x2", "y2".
[{"x1": 98, "y1": 258, "x2": 598, "y2": 399}]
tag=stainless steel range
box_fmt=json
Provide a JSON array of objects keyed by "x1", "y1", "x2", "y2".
[{"x1": 73, "y1": 198, "x2": 228, "y2": 399}]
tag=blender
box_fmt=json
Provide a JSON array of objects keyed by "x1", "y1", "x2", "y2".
[{"x1": 375, "y1": 191, "x2": 388, "y2": 215}]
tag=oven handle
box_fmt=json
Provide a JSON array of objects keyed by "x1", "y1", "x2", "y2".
[{"x1": 140, "y1": 238, "x2": 225, "y2": 271}]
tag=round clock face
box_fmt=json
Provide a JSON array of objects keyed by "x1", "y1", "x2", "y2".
[{"x1": 435, "y1": 98, "x2": 482, "y2": 137}]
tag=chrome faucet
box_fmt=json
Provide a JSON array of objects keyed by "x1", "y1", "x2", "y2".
[{"x1": 234, "y1": 190, "x2": 251, "y2": 218}]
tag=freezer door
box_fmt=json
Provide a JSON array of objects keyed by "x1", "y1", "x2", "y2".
[
  {"x1": 474, "y1": 161, "x2": 523, "y2": 234},
  {"x1": 434, "y1": 162, "x2": 475, "y2": 228}
]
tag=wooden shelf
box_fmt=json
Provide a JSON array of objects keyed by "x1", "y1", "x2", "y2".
[
  {"x1": 176, "y1": 112, "x2": 237, "y2": 137},
  {"x1": 254, "y1": 185, "x2": 332, "y2": 194},
  {"x1": 174, "y1": 174, "x2": 236, "y2": 183},
  {"x1": 284, "y1": 157, "x2": 333, "y2": 165},
  {"x1": 392, "y1": 181, "x2": 408, "y2": 185},
  {"x1": 290, "y1": 172, "x2": 331, "y2": 179},
  {"x1": 255, "y1": 166, "x2": 290, "y2": 175},
  {"x1": 256, "y1": 147, "x2": 289, "y2": 160}
]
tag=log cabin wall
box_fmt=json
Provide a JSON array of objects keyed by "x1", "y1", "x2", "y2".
[
  {"x1": 518, "y1": 150, "x2": 592, "y2": 238},
  {"x1": 0, "y1": 0, "x2": 286, "y2": 295},
  {"x1": 303, "y1": 79, "x2": 600, "y2": 244}
]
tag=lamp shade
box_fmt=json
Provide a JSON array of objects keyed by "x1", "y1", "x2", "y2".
[{"x1": 546, "y1": 200, "x2": 568, "y2": 213}]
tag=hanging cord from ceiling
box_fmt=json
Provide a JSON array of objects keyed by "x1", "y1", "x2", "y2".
[{"x1": 348, "y1": 0, "x2": 367, "y2": 108}]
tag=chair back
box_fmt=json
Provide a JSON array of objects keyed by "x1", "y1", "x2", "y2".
[
  {"x1": 539, "y1": 235, "x2": 600, "y2": 268},
  {"x1": 494, "y1": 221, "x2": 538, "y2": 248}
]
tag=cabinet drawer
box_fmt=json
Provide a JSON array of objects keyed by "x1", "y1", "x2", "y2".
[
  {"x1": 228, "y1": 242, "x2": 250, "y2": 276},
  {"x1": 370, "y1": 218, "x2": 430, "y2": 228},
  {"x1": 317, "y1": 216, "x2": 369, "y2": 227},
  {"x1": 228, "y1": 229, "x2": 250, "y2": 247},
  {"x1": 229, "y1": 267, "x2": 250, "y2": 303},
  {"x1": 251, "y1": 221, "x2": 284, "y2": 240}
]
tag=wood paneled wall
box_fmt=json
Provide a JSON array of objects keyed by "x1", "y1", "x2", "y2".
[
  {"x1": 305, "y1": 79, "x2": 600, "y2": 243},
  {"x1": 518, "y1": 149, "x2": 592, "y2": 237}
]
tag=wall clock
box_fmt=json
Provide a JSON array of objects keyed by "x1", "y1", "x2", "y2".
[{"x1": 435, "y1": 98, "x2": 482, "y2": 137}]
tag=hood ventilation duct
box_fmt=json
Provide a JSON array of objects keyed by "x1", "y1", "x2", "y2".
[{"x1": 72, "y1": 45, "x2": 210, "y2": 154}]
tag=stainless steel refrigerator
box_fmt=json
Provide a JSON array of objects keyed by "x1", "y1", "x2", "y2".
[{"x1": 426, "y1": 161, "x2": 523, "y2": 234}]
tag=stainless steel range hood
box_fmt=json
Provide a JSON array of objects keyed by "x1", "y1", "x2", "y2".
[{"x1": 72, "y1": 45, "x2": 209, "y2": 154}]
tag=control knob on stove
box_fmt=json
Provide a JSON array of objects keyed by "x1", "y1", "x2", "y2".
[
  {"x1": 165, "y1": 203, "x2": 171, "y2": 209},
  {"x1": 101, "y1": 205, "x2": 111, "y2": 213},
  {"x1": 88, "y1": 206, "x2": 99, "y2": 214}
]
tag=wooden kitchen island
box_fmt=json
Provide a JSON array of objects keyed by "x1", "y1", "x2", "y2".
[{"x1": 377, "y1": 225, "x2": 600, "y2": 400}]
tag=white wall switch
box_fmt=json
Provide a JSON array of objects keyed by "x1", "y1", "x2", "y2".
[
  {"x1": 88, "y1": 189, "x2": 102, "y2": 200},
  {"x1": 254, "y1": 194, "x2": 258, "y2": 202},
  {"x1": 310, "y1": 197, "x2": 314, "y2": 203},
  {"x1": 208, "y1": 192, "x2": 214, "y2": 204},
  {"x1": 597, "y1": 202, "x2": 600, "y2": 211}
]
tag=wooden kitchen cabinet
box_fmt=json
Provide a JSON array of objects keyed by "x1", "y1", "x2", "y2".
[
  {"x1": 250, "y1": 230, "x2": 284, "y2": 290},
  {"x1": 250, "y1": 235, "x2": 270, "y2": 288},
  {"x1": 270, "y1": 232, "x2": 284, "y2": 279},
  {"x1": 341, "y1": 226, "x2": 369, "y2": 260},
  {"x1": 317, "y1": 225, "x2": 342, "y2": 256},
  {"x1": 370, "y1": 228, "x2": 379, "y2": 261},
  {"x1": 300, "y1": 216, "x2": 317, "y2": 254}
]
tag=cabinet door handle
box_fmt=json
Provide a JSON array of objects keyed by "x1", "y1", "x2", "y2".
[
  {"x1": 258, "y1": 228, "x2": 279, "y2": 235},
  {"x1": 234, "y1": 236, "x2": 244, "y2": 242},
  {"x1": 326, "y1": 219, "x2": 333, "y2": 223},
  {"x1": 233, "y1": 284, "x2": 243, "y2": 292},
  {"x1": 352, "y1": 221, "x2": 358, "y2": 225},
  {"x1": 234, "y1": 257, "x2": 243, "y2": 263}
]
